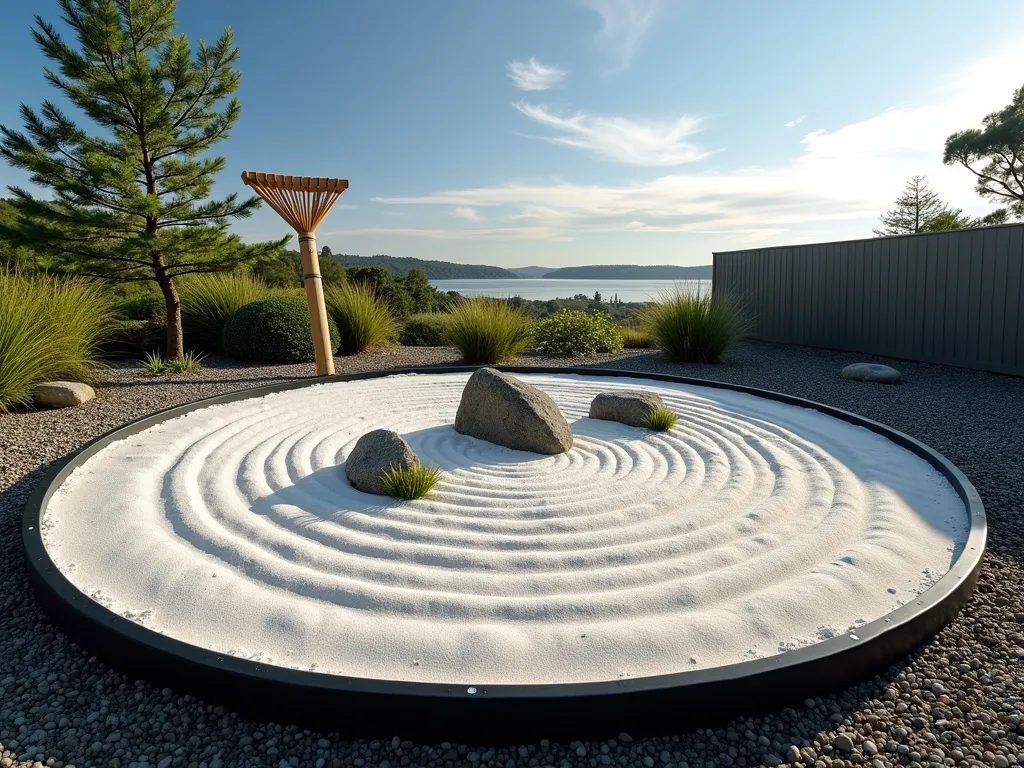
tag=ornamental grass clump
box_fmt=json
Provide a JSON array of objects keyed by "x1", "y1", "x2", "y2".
[
  {"x1": 445, "y1": 298, "x2": 534, "y2": 364},
  {"x1": 324, "y1": 281, "x2": 400, "y2": 355},
  {"x1": 179, "y1": 273, "x2": 271, "y2": 352},
  {"x1": 639, "y1": 288, "x2": 750, "y2": 363},
  {"x1": 379, "y1": 464, "x2": 442, "y2": 500},
  {"x1": 642, "y1": 406, "x2": 678, "y2": 432},
  {"x1": 534, "y1": 309, "x2": 624, "y2": 357},
  {"x1": 0, "y1": 273, "x2": 112, "y2": 411}
]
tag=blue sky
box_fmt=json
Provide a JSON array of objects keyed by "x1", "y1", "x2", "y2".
[{"x1": 2, "y1": 0, "x2": 1024, "y2": 268}]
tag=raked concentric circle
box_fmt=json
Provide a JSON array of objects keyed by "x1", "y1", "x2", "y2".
[{"x1": 24, "y1": 367, "x2": 985, "y2": 738}]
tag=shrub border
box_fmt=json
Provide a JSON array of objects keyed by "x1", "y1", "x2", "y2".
[{"x1": 22, "y1": 366, "x2": 986, "y2": 741}]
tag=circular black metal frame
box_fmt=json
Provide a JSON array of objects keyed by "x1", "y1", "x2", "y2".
[{"x1": 22, "y1": 366, "x2": 986, "y2": 741}]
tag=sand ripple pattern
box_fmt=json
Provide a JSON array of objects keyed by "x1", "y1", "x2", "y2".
[{"x1": 42, "y1": 373, "x2": 968, "y2": 684}]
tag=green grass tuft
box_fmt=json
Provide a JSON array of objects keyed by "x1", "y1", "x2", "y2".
[
  {"x1": 0, "y1": 272, "x2": 113, "y2": 411},
  {"x1": 379, "y1": 464, "x2": 443, "y2": 500},
  {"x1": 444, "y1": 298, "x2": 534, "y2": 364},
  {"x1": 642, "y1": 406, "x2": 678, "y2": 431},
  {"x1": 168, "y1": 349, "x2": 205, "y2": 373},
  {"x1": 324, "y1": 281, "x2": 400, "y2": 355},
  {"x1": 139, "y1": 350, "x2": 168, "y2": 375},
  {"x1": 620, "y1": 325, "x2": 654, "y2": 349},
  {"x1": 638, "y1": 288, "x2": 751, "y2": 363},
  {"x1": 179, "y1": 273, "x2": 270, "y2": 352}
]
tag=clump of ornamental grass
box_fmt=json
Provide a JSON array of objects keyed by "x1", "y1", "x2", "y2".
[
  {"x1": 642, "y1": 406, "x2": 678, "y2": 432},
  {"x1": 639, "y1": 288, "x2": 750, "y2": 363},
  {"x1": 179, "y1": 273, "x2": 270, "y2": 352},
  {"x1": 379, "y1": 464, "x2": 443, "y2": 500},
  {"x1": 445, "y1": 298, "x2": 534, "y2": 364},
  {"x1": 324, "y1": 281, "x2": 400, "y2": 354},
  {"x1": 0, "y1": 272, "x2": 113, "y2": 411}
]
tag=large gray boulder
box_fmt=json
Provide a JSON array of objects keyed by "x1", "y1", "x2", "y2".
[
  {"x1": 589, "y1": 390, "x2": 666, "y2": 428},
  {"x1": 34, "y1": 381, "x2": 96, "y2": 408},
  {"x1": 841, "y1": 363, "x2": 901, "y2": 384},
  {"x1": 455, "y1": 368, "x2": 572, "y2": 455},
  {"x1": 345, "y1": 429, "x2": 421, "y2": 495}
]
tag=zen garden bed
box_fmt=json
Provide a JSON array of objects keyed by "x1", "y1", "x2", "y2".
[{"x1": 3, "y1": 341, "x2": 1021, "y2": 768}]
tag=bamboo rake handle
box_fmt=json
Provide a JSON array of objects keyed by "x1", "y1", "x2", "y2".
[{"x1": 298, "y1": 232, "x2": 336, "y2": 377}]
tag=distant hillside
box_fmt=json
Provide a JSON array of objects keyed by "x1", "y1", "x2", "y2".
[
  {"x1": 543, "y1": 264, "x2": 713, "y2": 280},
  {"x1": 509, "y1": 266, "x2": 556, "y2": 278},
  {"x1": 334, "y1": 254, "x2": 518, "y2": 280}
]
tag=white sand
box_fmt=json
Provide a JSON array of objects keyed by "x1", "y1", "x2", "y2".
[{"x1": 41, "y1": 373, "x2": 969, "y2": 685}]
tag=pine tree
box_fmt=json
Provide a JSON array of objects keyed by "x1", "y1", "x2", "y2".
[
  {"x1": 873, "y1": 176, "x2": 950, "y2": 237},
  {"x1": 0, "y1": 0, "x2": 286, "y2": 359}
]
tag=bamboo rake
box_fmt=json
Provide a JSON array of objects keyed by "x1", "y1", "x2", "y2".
[{"x1": 241, "y1": 172, "x2": 350, "y2": 376}]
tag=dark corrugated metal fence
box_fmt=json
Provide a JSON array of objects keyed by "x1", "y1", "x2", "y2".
[{"x1": 713, "y1": 224, "x2": 1024, "y2": 375}]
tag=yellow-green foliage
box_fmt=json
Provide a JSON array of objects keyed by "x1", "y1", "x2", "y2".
[
  {"x1": 639, "y1": 289, "x2": 750, "y2": 363},
  {"x1": 642, "y1": 406, "x2": 678, "y2": 431},
  {"x1": 534, "y1": 310, "x2": 623, "y2": 357},
  {"x1": 324, "y1": 281, "x2": 400, "y2": 355},
  {"x1": 379, "y1": 464, "x2": 442, "y2": 500},
  {"x1": 0, "y1": 273, "x2": 112, "y2": 410},
  {"x1": 179, "y1": 273, "x2": 270, "y2": 352},
  {"x1": 620, "y1": 326, "x2": 654, "y2": 348},
  {"x1": 445, "y1": 298, "x2": 534, "y2": 364}
]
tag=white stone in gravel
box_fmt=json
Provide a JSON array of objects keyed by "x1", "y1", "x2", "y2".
[
  {"x1": 33, "y1": 381, "x2": 95, "y2": 407},
  {"x1": 841, "y1": 363, "x2": 901, "y2": 383}
]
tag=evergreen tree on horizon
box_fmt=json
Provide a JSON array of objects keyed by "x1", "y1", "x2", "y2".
[
  {"x1": 0, "y1": 0, "x2": 286, "y2": 359},
  {"x1": 873, "y1": 176, "x2": 951, "y2": 237}
]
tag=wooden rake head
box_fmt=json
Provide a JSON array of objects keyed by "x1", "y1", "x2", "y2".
[{"x1": 241, "y1": 172, "x2": 349, "y2": 234}]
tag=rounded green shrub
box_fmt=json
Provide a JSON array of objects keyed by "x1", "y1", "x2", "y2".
[
  {"x1": 221, "y1": 296, "x2": 340, "y2": 363},
  {"x1": 534, "y1": 309, "x2": 624, "y2": 357},
  {"x1": 401, "y1": 313, "x2": 450, "y2": 347}
]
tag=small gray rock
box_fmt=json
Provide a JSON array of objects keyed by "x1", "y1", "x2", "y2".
[
  {"x1": 345, "y1": 429, "x2": 420, "y2": 495},
  {"x1": 841, "y1": 363, "x2": 901, "y2": 383},
  {"x1": 34, "y1": 381, "x2": 96, "y2": 407},
  {"x1": 455, "y1": 368, "x2": 572, "y2": 454},
  {"x1": 589, "y1": 390, "x2": 666, "y2": 427}
]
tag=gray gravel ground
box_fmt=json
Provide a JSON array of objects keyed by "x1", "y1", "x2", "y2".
[{"x1": 2, "y1": 342, "x2": 1023, "y2": 768}]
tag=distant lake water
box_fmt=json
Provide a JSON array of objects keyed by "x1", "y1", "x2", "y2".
[{"x1": 430, "y1": 278, "x2": 711, "y2": 302}]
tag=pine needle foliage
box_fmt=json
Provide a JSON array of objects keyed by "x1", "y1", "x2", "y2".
[{"x1": 0, "y1": 0, "x2": 287, "y2": 360}]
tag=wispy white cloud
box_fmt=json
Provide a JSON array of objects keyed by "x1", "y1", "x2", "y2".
[
  {"x1": 452, "y1": 206, "x2": 482, "y2": 221},
  {"x1": 369, "y1": 45, "x2": 1024, "y2": 243},
  {"x1": 506, "y1": 57, "x2": 566, "y2": 91},
  {"x1": 784, "y1": 115, "x2": 806, "y2": 128},
  {"x1": 514, "y1": 101, "x2": 707, "y2": 166},
  {"x1": 579, "y1": 0, "x2": 661, "y2": 70},
  {"x1": 321, "y1": 226, "x2": 565, "y2": 241}
]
